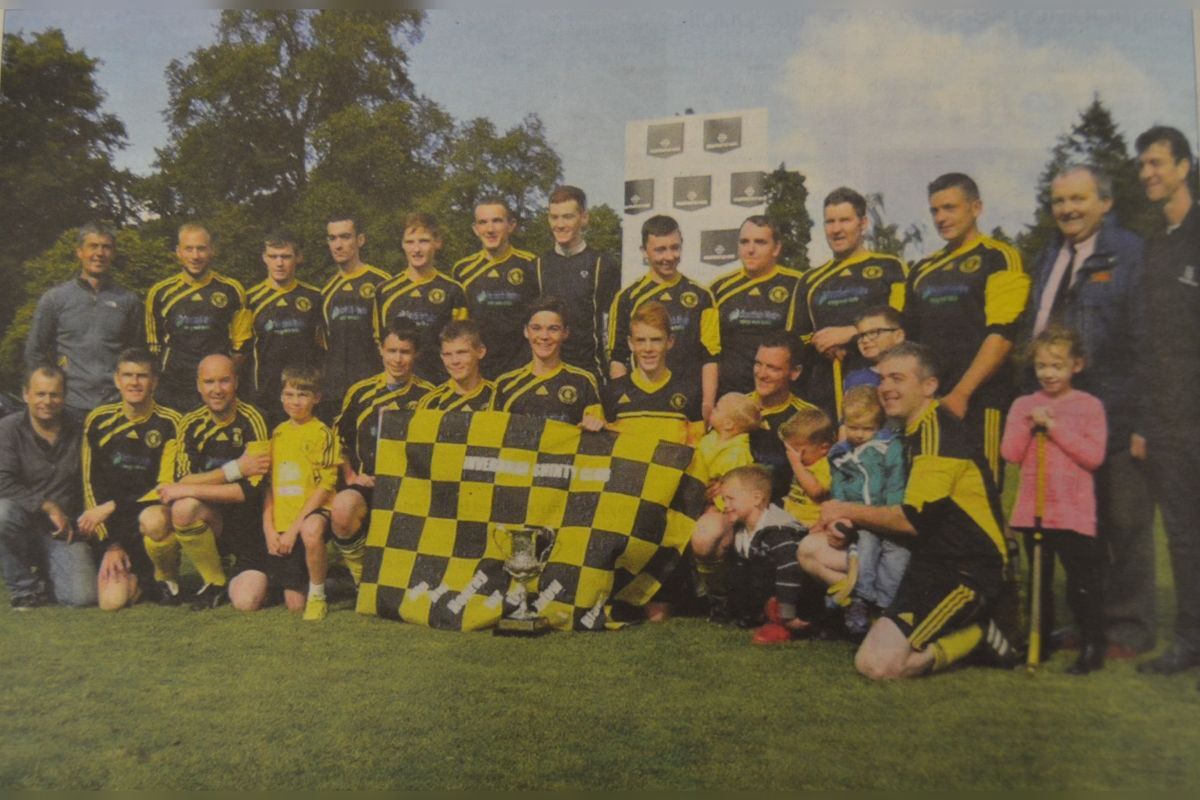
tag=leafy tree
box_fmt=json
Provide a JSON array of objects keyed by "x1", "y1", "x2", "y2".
[
  {"x1": 864, "y1": 192, "x2": 923, "y2": 260},
  {"x1": 764, "y1": 165, "x2": 812, "y2": 270},
  {"x1": 0, "y1": 28, "x2": 133, "y2": 335},
  {"x1": 1019, "y1": 95, "x2": 1156, "y2": 266},
  {"x1": 517, "y1": 203, "x2": 623, "y2": 265}
]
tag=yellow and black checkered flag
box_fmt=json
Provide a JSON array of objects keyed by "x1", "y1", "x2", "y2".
[{"x1": 355, "y1": 410, "x2": 706, "y2": 631}]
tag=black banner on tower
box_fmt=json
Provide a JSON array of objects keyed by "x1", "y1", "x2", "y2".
[
  {"x1": 647, "y1": 123, "x2": 685, "y2": 158},
  {"x1": 731, "y1": 171, "x2": 767, "y2": 207},
  {"x1": 704, "y1": 117, "x2": 742, "y2": 153},
  {"x1": 673, "y1": 175, "x2": 712, "y2": 211},
  {"x1": 700, "y1": 229, "x2": 740, "y2": 266},
  {"x1": 624, "y1": 180, "x2": 654, "y2": 215}
]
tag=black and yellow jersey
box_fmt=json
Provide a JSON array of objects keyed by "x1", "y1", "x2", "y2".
[
  {"x1": 749, "y1": 391, "x2": 819, "y2": 433},
  {"x1": 378, "y1": 269, "x2": 469, "y2": 385},
  {"x1": 161, "y1": 400, "x2": 270, "y2": 503},
  {"x1": 81, "y1": 402, "x2": 182, "y2": 539},
  {"x1": 268, "y1": 417, "x2": 339, "y2": 532},
  {"x1": 417, "y1": 380, "x2": 497, "y2": 412},
  {"x1": 710, "y1": 264, "x2": 803, "y2": 394},
  {"x1": 321, "y1": 264, "x2": 390, "y2": 401},
  {"x1": 600, "y1": 368, "x2": 704, "y2": 445},
  {"x1": 494, "y1": 362, "x2": 601, "y2": 424},
  {"x1": 901, "y1": 402, "x2": 1007, "y2": 563},
  {"x1": 246, "y1": 279, "x2": 326, "y2": 409},
  {"x1": 794, "y1": 251, "x2": 907, "y2": 415},
  {"x1": 451, "y1": 246, "x2": 541, "y2": 380},
  {"x1": 607, "y1": 272, "x2": 720, "y2": 387},
  {"x1": 144, "y1": 270, "x2": 252, "y2": 390},
  {"x1": 537, "y1": 246, "x2": 621, "y2": 376},
  {"x1": 905, "y1": 236, "x2": 1029, "y2": 410},
  {"x1": 335, "y1": 373, "x2": 434, "y2": 474}
]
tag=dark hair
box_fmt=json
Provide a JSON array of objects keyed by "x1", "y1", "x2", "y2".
[
  {"x1": 23, "y1": 363, "x2": 66, "y2": 392},
  {"x1": 76, "y1": 221, "x2": 116, "y2": 247},
  {"x1": 1135, "y1": 125, "x2": 1194, "y2": 166},
  {"x1": 878, "y1": 341, "x2": 940, "y2": 384},
  {"x1": 382, "y1": 318, "x2": 421, "y2": 350},
  {"x1": 116, "y1": 347, "x2": 158, "y2": 376},
  {"x1": 326, "y1": 212, "x2": 362, "y2": 233},
  {"x1": 757, "y1": 331, "x2": 805, "y2": 370},
  {"x1": 263, "y1": 228, "x2": 300, "y2": 251},
  {"x1": 549, "y1": 185, "x2": 587, "y2": 209},
  {"x1": 854, "y1": 305, "x2": 904, "y2": 329},
  {"x1": 281, "y1": 365, "x2": 322, "y2": 394},
  {"x1": 641, "y1": 214, "x2": 681, "y2": 247},
  {"x1": 440, "y1": 319, "x2": 484, "y2": 349},
  {"x1": 526, "y1": 296, "x2": 569, "y2": 329},
  {"x1": 739, "y1": 214, "x2": 780, "y2": 243},
  {"x1": 823, "y1": 187, "x2": 867, "y2": 218},
  {"x1": 475, "y1": 195, "x2": 513, "y2": 221},
  {"x1": 927, "y1": 172, "x2": 980, "y2": 202},
  {"x1": 402, "y1": 213, "x2": 441, "y2": 238}
]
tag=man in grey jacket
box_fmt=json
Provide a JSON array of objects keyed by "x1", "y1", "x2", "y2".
[{"x1": 25, "y1": 222, "x2": 143, "y2": 417}]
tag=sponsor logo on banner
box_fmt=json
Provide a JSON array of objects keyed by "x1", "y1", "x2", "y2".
[
  {"x1": 625, "y1": 179, "x2": 654, "y2": 215},
  {"x1": 704, "y1": 117, "x2": 743, "y2": 153},
  {"x1": 730, "y1": 171, "x2": 767, "y2": 207},
  {"x1": 673, "y1": 175, "x2": 712, "y2": 211},
  {"x1": 700, "y1": 229, "x2": 740, "y2": 266},
  {"x1": 646, "y1": 122, "x2": 684, "y2": 157}
]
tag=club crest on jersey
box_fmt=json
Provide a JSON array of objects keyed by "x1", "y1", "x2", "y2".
[
  {"x1": 769, "y1": 286, "x2": 789, "y2": 303},
  {"x1": 959, "y1": 256, "x2": 982, "y2": 274},
  {"x1": 231, "y1": 428, "x2": 244, "y2": 447},
  {"x1": 429, "y1": 288, "x2": 446, "y2": 305},
  {"x1": 507, "y1": 269, "x2": 525, "y2": 286},
  {"x1": 211, "y1": 291, "x2": 228, "y2": 308},
  {"x1": 863, "y1": 265, "x2": 884, "y2": 279},
  {"x1": 558, "y1": 385, "x2": 578, "y2": 405},
  {"x1": 359, "y1": 283, "x2": 376, "y2": 299},
  {"x1": 670, "y1": 393, "x2": 687, "y2": 410},
  {"x1": 145, "y1": 429, "x2": 163, "y2": 449},
  {"x1": 296, "y1": 296, "x2": 312, "y2": 312},
  {"x1": 680, "y1": 291, "x2": 699, "y2": 309}
]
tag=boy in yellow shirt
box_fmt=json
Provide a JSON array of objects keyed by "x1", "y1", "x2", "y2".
[
  {"x1": 235, "y1": 365, "x2": 339, "y2": 619},
  {"x1": 778, "y1": 407, "x2": 835, "y2": 526}
]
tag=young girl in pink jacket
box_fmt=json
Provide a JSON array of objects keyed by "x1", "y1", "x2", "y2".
[{"x1": 1001, "y1": 325, "x2": 1107, "y2": 675}]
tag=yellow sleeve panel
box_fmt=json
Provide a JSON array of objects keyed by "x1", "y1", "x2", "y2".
[
  {"x1": 983, "y1": 267, "x2": 1031, "y2": 331},
  {"x1": 902, "y1": 452, "x2": 960, "y2": 514},
  {"x1": 888, "y1": 279, "x2": 907, "y2": 313},
  {"x1": 699, "y1": 305, "x2": 721, "y2": 358},
  {"x1": 158, "y1": 436, "x2": 182, "y2": 485}
]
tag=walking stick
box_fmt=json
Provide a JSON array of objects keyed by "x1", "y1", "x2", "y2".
[{"x1": 1026, "y1": 425, "x2": 1047, "y2": 673}]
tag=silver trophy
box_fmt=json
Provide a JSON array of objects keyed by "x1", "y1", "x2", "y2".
[{"x1": 491, "y1": 525, "x2": 557, "y2": 636}]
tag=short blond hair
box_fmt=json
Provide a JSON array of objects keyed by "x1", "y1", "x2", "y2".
[
  {"x1": 281, "y1": 365, "x2": 322, "y2": 394},
  {"x1": 779, "y1": 406, "x2": 836, "y2": 446},
  {"x1": 716, "y1": 391, "x2": 762, "y2": 433},
  {"x1": 841, "y1": 385, "x2": 884, "y2": 428},
  {"x1": 722, "y1": 464, "x2": 772, "y2": 502}
]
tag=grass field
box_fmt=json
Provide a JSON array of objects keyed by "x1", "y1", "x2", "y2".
[{"x1": 3, "y1": 485, "x2": 1199, "y2": 789}]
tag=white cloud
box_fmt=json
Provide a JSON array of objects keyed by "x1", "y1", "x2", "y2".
[{"x1": 775, "y1": 13, "x2": 1171, "y2": 262}]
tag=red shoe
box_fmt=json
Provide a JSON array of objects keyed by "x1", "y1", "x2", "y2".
[
  {"x1": 752, "y1": 622, "x2": 795, "y2": 644},
  {"x1": 1105, "y1": 642, "x2": 1141, "y2": 660},
  {"x1": 764, "y1": 597, "x2": 782, "y2": 624}
]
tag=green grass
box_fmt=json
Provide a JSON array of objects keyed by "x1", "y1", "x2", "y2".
[{"x1": 2, "y1": 469, "x2": 1198, "y2": 789}]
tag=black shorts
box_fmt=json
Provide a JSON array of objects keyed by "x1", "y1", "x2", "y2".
[
  {"x1": 102, "y1": 504, "x2": 156, "y2": 581},
  {"x1": 264, "y1": 511, "x2": 331, "y2": 591},
  {"x1": 219, "y1": 508, "x2": 271, "y2": 575},
  {"x1": 884, "y1": 555, "x2": 1002, "y2": 650}
]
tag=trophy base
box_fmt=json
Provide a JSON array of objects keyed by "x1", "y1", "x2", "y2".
[{"x1": 493, "y1": 616, "x2": 553, "y2": 637}]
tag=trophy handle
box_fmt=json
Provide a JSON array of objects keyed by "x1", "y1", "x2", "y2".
[
  {"x1": 534, "y1": 528, "x2": 558, "y2": 568},
  {"x1": 490, "y1": 525, "x2": 511, "y2": 559}
]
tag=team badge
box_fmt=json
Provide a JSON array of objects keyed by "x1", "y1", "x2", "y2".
[
  {"x1": 231, "y1": 428, "x2": 244, "y2": 447},
  {"x1": 960, "y1": 256, "x2": 982, "y2": 274},
  {"x1": 863, "y1": 266, "x2": 884, "y2": 280},
  {"x1": 670, "y1": 393, "x2": 687, "y2": 410},
  {"x1": 558, "y1": 385, "x2": 578, "y2": 405},
  {"x1": 429, "y1": 288, "x2": 446, "y2": 305},
  {"x1": 768, "y1": 286, "x2": 789, "y2": 303},
  {"x1": 507, "y1": 269, "x2": 525, "y2": 286},
  {"x1": 145, "y1": 430, "x2": 163, "y2": 449},
  {"x1": 360, "y1": 283, "x2": 376, "y2": 299},
  {"x1": 681, "y1": 291, "x2": 699, "y2": 309},
  {"x1": 296, "y1": 296, "x2": 312, "y2": 312},
  {"x1": 211, "y1": 291, "x2": 228, "y2": 308}
]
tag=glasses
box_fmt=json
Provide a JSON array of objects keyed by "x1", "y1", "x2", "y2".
[{"x1": 857, "y1": 327, "x2": 900, "y2": 342}]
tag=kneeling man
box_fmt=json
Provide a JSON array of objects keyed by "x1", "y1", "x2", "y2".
[{"x1": 804, "y1": 342, "x2": 1017, "y2": 679}]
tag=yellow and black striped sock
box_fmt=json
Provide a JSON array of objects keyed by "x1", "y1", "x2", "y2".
[
  {"x1": 174, "y1": 521, "x2": 227, "y2": 587},
  {"x1": 143, "y1": 534, "x2": 181, "y2": 583},
  {"x1": 693, "y1": 552, "x2": 726, "y2": 601},
  {"x1": 333, "y1": 529, "x2": 367, "y2": 586},
  {"x1": 930, "y1": 624, "x2": 984, "y2": 673}
]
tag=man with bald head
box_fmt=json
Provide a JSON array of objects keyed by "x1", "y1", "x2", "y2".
[
  {"x1": 139, "y1": 354, "x2": 269, "y2": 609},
  {"x1": 1024, "y1": 163, "x2": 1152, "y2": 658}
]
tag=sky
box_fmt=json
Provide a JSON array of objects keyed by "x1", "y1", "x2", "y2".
[{"x1": 5, "y1": 3, "x2": 1199, "y2": 263}]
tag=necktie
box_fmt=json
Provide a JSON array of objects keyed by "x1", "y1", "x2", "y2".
[{"x1": 1050, "y1": 243, "x2": 1077, "y2": 318}]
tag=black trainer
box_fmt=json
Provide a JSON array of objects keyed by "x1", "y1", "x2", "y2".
[
  {"x1": 980, "y1": 617, "x2": 1024, "y2": 668},
  {"x1": 189, "y1": 582, "x2": 229, "y2": 611},
  {"x1": 10, "y1": 593, "x2": 48, "y2": 611},
  {"x1": 154, "y1": 581, "x2": 182, "y2": 606}
]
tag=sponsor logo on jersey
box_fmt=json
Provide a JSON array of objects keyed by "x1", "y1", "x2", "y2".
[
  {"x1": 506, "y1": 269, "x2": 524, "y2": 286},
  {"x1": 429, "y1": 288, "x2": 446, "y2": 304},
  {"x1": 296, "y1": 296, "x2": 312, "y2": 312},
  {"x1": 769, "y1": 285, "x2": 789, "y2": 303},
  {"x1": 211, "y1": 291, "x2": 229, "y2": 308},
  {"x1": 558, "y1": 385, "x2": 578, "y2": 405},
  {"x1": 145, "y1": 429, "x2": 163, "y2": 449},
  {"x1": 360, "y1": 282, "x2": 376, "y2": 299},
  {"x1": 863, "y1": 265, "x2": 884, "y2": 279},
  {"x1": 669, "y1": 393, "x2": 687, "y2": 410},
  {"x1": 680, "y1": 291, "x2": 699, "y2": 309},
  {"x1": 960, "y1": 256, "x2": 982, "y2": 274},
  {"x1": 618, "y1": 393, "x2": 631, "y2": 404}
]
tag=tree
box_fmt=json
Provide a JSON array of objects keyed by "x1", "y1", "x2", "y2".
[
  {"x1": 0, "y1": 28, "x2": 133, "y2": 337},
  {"x1": 764, "y1": 164, "x2": 813, "y2": 270},
  {"x1": 864, "y1": 192, "x2": 923, "y2": 260},
  {"x1": 1019, "y1": 95, "x2": 1156, "y2": 266}
]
